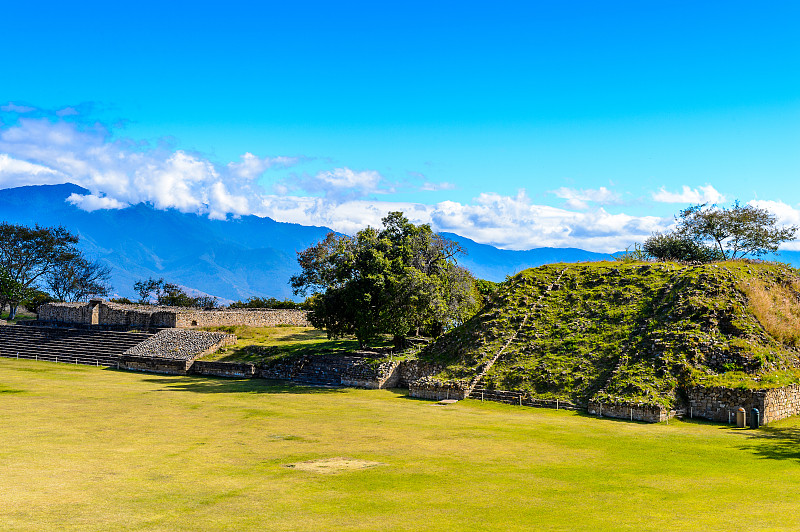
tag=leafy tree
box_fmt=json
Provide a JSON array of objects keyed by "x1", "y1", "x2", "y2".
[
  {"x1": 45, "y1": 256, "x2": 112, "y2": 302},
  {"x1": 133, "y1": 277, "x2": 217, "y2": 307},
  {"x1": 0, "y1": 223, "x2": 79, "y2": 319},
  {"x1": 674, "y1": 202, "x2": 798, "y2": 259},
  {"x1": 291, "y1": 212, "x2": 479, "y2": 348},
  {"x1": 134, "y1": 277, "x2": 164, "y2": 304}
]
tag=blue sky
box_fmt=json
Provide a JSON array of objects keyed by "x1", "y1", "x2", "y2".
[{"x1": 1, "y1": 0, "x2": 799, "y2": 251}]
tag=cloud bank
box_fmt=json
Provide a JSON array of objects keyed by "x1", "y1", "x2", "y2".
[{"x1": 1, "y1": 105, "x2": 768, "y2": 253}]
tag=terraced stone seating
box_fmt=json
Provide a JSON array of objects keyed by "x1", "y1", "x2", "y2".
[{"x1": 0, "y1": 324, "x2": 153, "y2": 367}]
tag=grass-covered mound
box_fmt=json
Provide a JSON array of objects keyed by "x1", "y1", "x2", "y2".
[{"x1": 420, "y1": 260, "x2": 800, "y2": 407}]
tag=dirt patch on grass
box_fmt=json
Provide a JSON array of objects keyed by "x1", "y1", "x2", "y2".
[{"x1": 285, "y1": 457, "x2": 383, "y2": 473}]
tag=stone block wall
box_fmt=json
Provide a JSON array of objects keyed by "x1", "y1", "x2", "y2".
[
  {"x1": 762, "y1": 384, "x2": 800, "y2": 423},
  {"x1": 469, "y1": 388, "x2": 579, "y2": 410},
  {"x1": 118, "y1": 355, "x2": 194, "y2": 375},
  {"x1": 686, "y1": 385, "x2": 800, "y2": 425},
  {"x1": 397, "y1": 360, "x2": 442, "y2": 388},
  {"x1": 174, "y1": 308, "x2": 310, "y2": 328},
  {"x1": 191, "y1": 361, "x2": 257, "y2": 378},
  {"x1": 38, "y1": 301, "x2": 309, "y2": 329},
  {"x1": 587, "y1": 402, "x2": 669, "y2": 423},
  {"x1": 408, "y1": 378, "x2": 470, "y2": 400},
  {"x1": 340, "y1": 360, "x2": 401, "y2": 389}
]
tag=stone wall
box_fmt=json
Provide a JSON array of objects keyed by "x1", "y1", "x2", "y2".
[
  {"x1": 762, "y1": 385, "x2": 800, "y2": 424},
  {"x1": 174, "y1": 308, "x2": 310, "y2": 328},
  {"x1": 469, "y1": 388, "x2": 579, "y2": 410},
  {"x1": 587, "y1": 402, "x2": 670, "y2": 423},
  {"x1": 118, "y1": 355, "x2": 194, "y2": 375},
  {"x1": 191, "y1": 361, "x2": 257, "y2": 378},
  {"x1": 397, "y1": 360, "x2": 442, "y2": 388},
  {"x1": 340, "y1": 360, "x2": 401, "y2": 389},
  {"x1": 39, "y1": 301, "x2": 177, "y2": 328},
  {"x1": 408, "y1": 378, "x2": 470, "y2": 400},
  {"x1": 686, "y1": 385, "x2": 800, "y2": 425},
  {"x1": 38, "y1": 301, "x2": 309, "y2": 329}
]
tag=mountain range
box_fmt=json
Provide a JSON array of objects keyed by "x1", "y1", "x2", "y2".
[{"x1": 4, "y1": 183, "x2": 795, "y2": 302}]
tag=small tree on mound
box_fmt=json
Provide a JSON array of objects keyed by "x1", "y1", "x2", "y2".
[{"x1": 645, "y1": 201, "x2": 798, "y2": 262}]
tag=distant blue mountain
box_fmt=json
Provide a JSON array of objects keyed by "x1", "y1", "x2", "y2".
[
  {"x1": 0, "y1": 184, "x2": 331, "y2": 301},
  {"x1": 7, "y1": 183, "x2": 795, "y2": 302},
  {"x1": 439, "y1": 232, "x2": 612, "y2": 281}
]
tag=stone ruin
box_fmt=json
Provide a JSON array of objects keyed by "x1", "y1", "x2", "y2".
[{"x1": 37, "y1": 299, "x2": 310, "y2": 331}]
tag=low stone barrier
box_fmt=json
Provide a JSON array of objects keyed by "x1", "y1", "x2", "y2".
[
  {"x1": 469, "y1": 388, "x2": 579, "y2": 410},
  {"x1": 118, "y1": 355, "x2": 195, "y2": 375},
  {"x1": 191, "y1": 360, "x2": 257, "y2": 378},
  {"x1": 587, "y1": 401, "x2": 669, "y2": 423},
  {"x1": 408, "y1": 377, "x2": 470, "y2": 400}
]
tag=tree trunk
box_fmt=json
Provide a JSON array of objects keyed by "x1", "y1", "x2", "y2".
[
  {"x1": 393, "y1": 335, "x2": 405, "y2": 351},
  {"x1": 8, "y1": 303, "x2": 18, "y2": 321}
]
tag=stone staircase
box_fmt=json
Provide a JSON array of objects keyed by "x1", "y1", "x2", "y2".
[
  {"x1": 0, "y1": 325, "x2": 152, "y2": 367},
  {"x1": 465, "y1": 268, "x2": 567, "y2": 397}
]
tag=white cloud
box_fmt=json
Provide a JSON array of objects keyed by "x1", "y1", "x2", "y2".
[
  {"x1": 254, "y1": 187, "x2": 667, "y2": 252},
  {"x1": 0, "y1": 153, "x2": 64, "y2": 187},
  {"x1": 226, "y1": 152, "x2": 296, "y2": 180},
  {"x1": 66, "y1": 193, "x2": 128, "y2": 211},
  {"x1": 552, "y1": 186, "x2": 622, "y2": 209},
  {"x1": 421, "y1": 181, "x2": 456, "y2": 191},
  {"x1": 317, "y1": 168, "x2": 382, "y2": 190},
  {"x1": 0, "y1": 118, "x2": 264, "y2": 216},
  {"x1": 652, "y1": 184, "x2": 725, "y2": 204},
  {"x1": 747, "y1": 200, "x2": 800, "y2": 250}
]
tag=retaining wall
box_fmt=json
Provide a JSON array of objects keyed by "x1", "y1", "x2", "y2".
[
  {"x1": 469, "y1": 388, "x2": 579, "y2": 410},
  {"x1": 587, "y1": 402, "x2": 670, "y2": 423},
  {"x1": 686, "y1": 384, "x2": 800, "y2": 425},
  {"x1": 118, "y1": 355, "x2": 194, "y2": 375},
  {"x1": 191, "y1": 361, "x2": 257, "y2": 378}
]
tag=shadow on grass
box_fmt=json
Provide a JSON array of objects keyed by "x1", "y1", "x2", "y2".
[
  {"x1": 736, "y1": 425, "x2": 800, "y2": 462},
  {"x1": 139, "y1": 376, "x2": 349, "y2": 395}
]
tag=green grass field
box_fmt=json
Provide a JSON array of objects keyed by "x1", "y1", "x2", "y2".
[{"x1": 2, "y1": 358, "x2": 800, "y2": 531}]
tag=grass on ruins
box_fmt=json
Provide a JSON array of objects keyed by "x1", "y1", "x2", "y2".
[
  {"x1": 198, "y1": 325, "x2": 391, "y2": 364},
  {"x1": 3, "y1": 359, "x2": 800, "y2": 531}
]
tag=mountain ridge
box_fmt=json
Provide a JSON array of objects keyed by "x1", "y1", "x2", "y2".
[{"x1": 3, "y1": 183, "x2": 797, "y2": 301}]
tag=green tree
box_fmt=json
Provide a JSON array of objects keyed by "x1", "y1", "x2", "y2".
[
  {"x1": 643, "y1": 232, "x2": 721, "y2": 263},
  {"x1": 674, "y1": 202, "x2": 798, "y2": 259},
  {"x1": 291, "y1": 212, "x2": 479, "y2": 349},
  {"x1": 132, "y1": 277, "x2": 217, "y2": 307},
  {"x1": 0, "y1": 223, "x2": 79, "y2": 319}
]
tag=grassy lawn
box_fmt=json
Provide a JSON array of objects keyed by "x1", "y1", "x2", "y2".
[
  {"x1": 197, "y1": 326, "x2": 388, "y2": 363},
  {"x1": 3, "y1": 358, "x2": 800, "y2": 531}
]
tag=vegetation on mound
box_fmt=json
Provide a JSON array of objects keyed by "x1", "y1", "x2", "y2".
[
  {"x1": 198, "y1": 326, "x2": 361, "y2": 364},
  {"x1": 420, "y1": 260, "x2": 800, "y2": 407},
  {"x1": 197, "y1": 325, "x2": 393, "y2": 365}
]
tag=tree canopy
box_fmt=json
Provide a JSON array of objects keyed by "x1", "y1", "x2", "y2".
[
  {"x1": 133, "y1": 277, "x2": 218, "y2": 308},
  {"x1": 0, "y1": 223, "x2": 87, "y2": 319},
  {"x1": 644, "y1": 202, "x2": 798, "y2": 262},
  {"x1": 291, "y1": 212, "x2": 479, "y2": 348}
]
